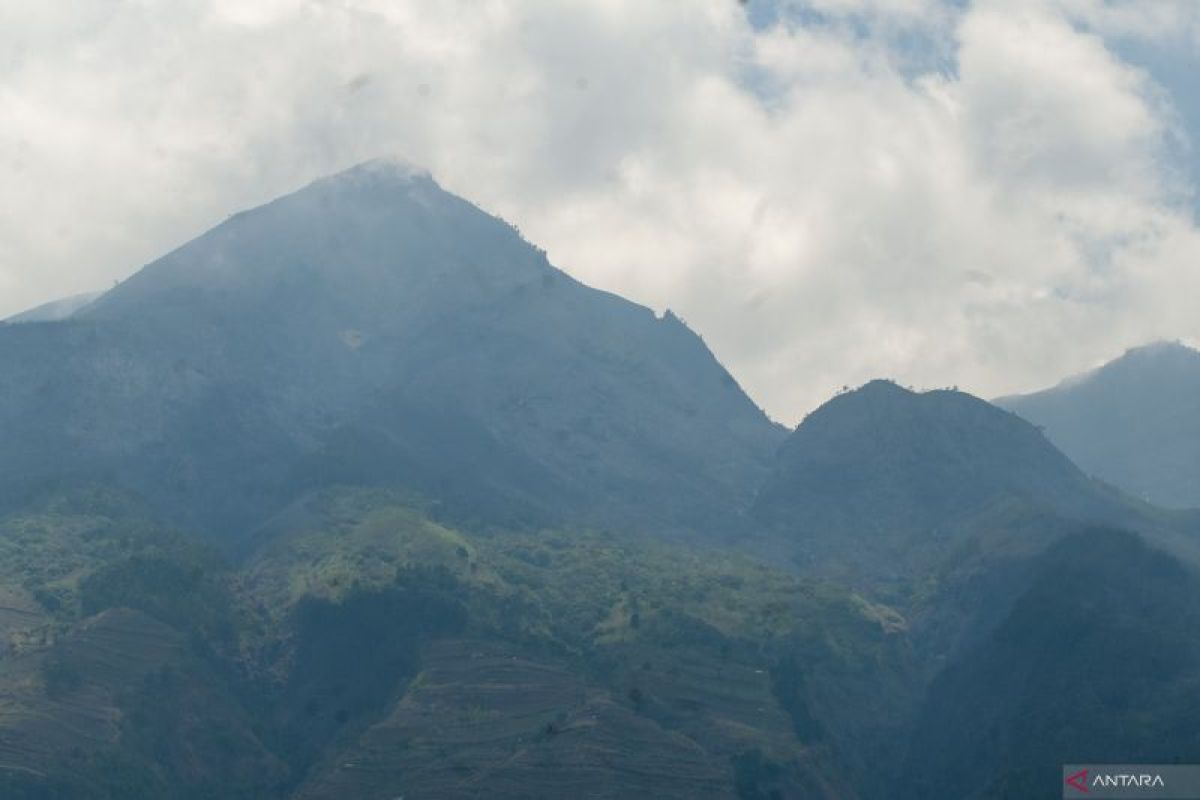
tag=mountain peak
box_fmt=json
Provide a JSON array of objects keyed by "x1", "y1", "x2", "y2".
[
  {"x1": 1109, "y1": 339, "x2": 1200, "y2": 372},
  {"x1": 83, "y1": 157, "x2": 542, "y2": 322},
  {"x1": 807, "y1": 379, "x2": 969, "y2": 422},
  {"x1": 752, "y1": 383, "x2": 1102, "y2": 575},
  {"x1": 3, "y1": 161, "x2": 781, "y2": 539},
  {"x1": 308, "y1": 157, "x2": 435, "y2": 193},
  {"x1": 997, "y1": 340, "x2": 1200, "y2": 508},
  {"x1": 1122, "y1": 339, "x2": 1197, "y2": 358},
  {"x1": 855, "y1": 378, "x2": 912, "y2": 397},
  {"x1": 1017, "y1": 340, "x2": 1200, "y2": 396}
]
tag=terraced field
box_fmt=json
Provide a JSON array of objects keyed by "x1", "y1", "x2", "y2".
[
  {"x1": 299, "y1": 639, "x2": 729, "y2": 799},
  {"x1": 0, "y1": 607, "x2": 286, "y2": 798}
]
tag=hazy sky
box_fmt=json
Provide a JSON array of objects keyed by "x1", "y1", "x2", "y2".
[{"x1": 2, "y1": 0, "x2": 1199, "y2": 423}]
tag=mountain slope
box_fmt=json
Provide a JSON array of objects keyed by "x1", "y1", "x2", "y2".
[
  {"x1": 750, "y1": 381, "x2": 1153, "y2": 579},
  {"x1": 4, "y1": 291, "x2": 103, "y2": 324},
  {"x1": 0, "y1": 160, "x2": 783, "y2": 541},
  {"x1": 899, "y1": 529, "x2": 1200, "y2": 799},
  {"x1": 0, "y1": 485, "x2": 896, "y2": 799},
  {"x1": 997, "y1": 341, "x2": 1200, "y2": 509},
  {"x1": 0, "y1": 488, "x2": 286, "y2": 799},
  {"x1": 234, "y1": 487, "x2": 885, "y2": 800}
]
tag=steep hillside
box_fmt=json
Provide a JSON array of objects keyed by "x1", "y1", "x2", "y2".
[
  {"x1": 0, "y1": 160, "x2": 783, "y2": 543},
  {"x1": 899, "y1": 529, "x2": 1200, "y2": 799},
  {"x1": 998, "y1": 341, "x2": 1200, "y2": 509}
]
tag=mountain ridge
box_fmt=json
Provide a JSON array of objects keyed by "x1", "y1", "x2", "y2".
[
  {"x1": 749, "y1": 379, "x2": 1177, "y2": 579},
  {"x1": 997, "y1": 340, "x2": 1200, "y2": 509}
]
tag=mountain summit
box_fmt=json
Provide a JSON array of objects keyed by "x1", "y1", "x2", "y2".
[
  {"x1": 0, "y1": 161, "x2": 783, "y2": 540},
  {"x1": 997, "y1": 341, "x2": 1200, "y2": 509},
  {"x1": 751, "y1": 381, "x2": 1113, "y2": 576},
  {"x1": 85, "y1": 159, "x2": 521, "y2": 323}
]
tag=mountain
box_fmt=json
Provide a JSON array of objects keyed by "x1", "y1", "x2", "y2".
[
  {"x1": 3, "y1": 291, "x2": 103, "y2": 324},
  {"x1": 749, "y1": 380, "x2": 1136, "y2": 579},
  {"x1": 745, "y1": 380, "x2": 1200, "y2": 796},
  {"x1": 3, "y1": 161, "x2": 1198, "y2": 799},
  {"x1": 997, "y1": 341, "x2": 1200, "y2": 510},
  {"x1": 0, "y1": 160, "x2": 784, "y2": 542}
]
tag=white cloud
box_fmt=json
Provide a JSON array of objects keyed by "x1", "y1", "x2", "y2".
[
  {"x1": 957, "y1": 5, "x2": 1166, "y2": 196},
  {"x1": 1, "y1": 0, "x2": 1198, "y2": 422}
]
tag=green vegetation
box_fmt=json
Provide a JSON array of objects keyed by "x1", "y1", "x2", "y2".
[
  {"x1": 0, "y1": 486, "x2": 904, "y2": 797},
  {"x1": 3, "y1": 484, "x2": 1195, "y2": 799},
  {"x1": 0, "y1": 486, "x2": 214, "y2": 622},
  {"x1": 80, "y1": 555, "x2": 233, "y2": 643},
  {"x1": 272, "y1": 565, "x2": 468, "y2": 772}
]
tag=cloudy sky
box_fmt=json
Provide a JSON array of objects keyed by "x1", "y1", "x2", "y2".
[{"x1": 2, "y1": 0, "x2": 1198, "y2": 422}]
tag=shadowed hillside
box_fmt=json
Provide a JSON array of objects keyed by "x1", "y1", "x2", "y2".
[
  {"x1": 899, "y1": 529, "x2": 1200, "y2": 799},
  {"x1": 748, "y1": 381, "x2": 1152, "y2": 580}
]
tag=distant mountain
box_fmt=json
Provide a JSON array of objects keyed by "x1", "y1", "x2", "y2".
[
  {"x1": 0, "y1": 160, "x2": 784, "y2": 541},
  {"x1": 749, "y1": 380, "x2": 1127, "y2": 578},
  {"x1": 997, "y1": 341, "x2": 1200, "y2": 509},
  {"x1": 4, "y1": 291, "x2": 103, "y2": 323}
]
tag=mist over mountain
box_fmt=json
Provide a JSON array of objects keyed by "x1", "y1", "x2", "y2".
[
  {"x1": 0, "y1": 160, "x2": 783, "y2": 541},
  {"x1": 4, "y1": 292, "x2": 103, "y2": 324},
  {"x1": 998, "y1": 341, "x2": 1200, "y2": 510},
  {"x1": 2, "y1": 162, "x2": 1198, "y2": 800}
]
